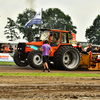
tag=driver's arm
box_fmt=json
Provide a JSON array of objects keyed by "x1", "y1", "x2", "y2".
[{"x1": 49, "y1": 36, "x2": 52, "y2": 42}]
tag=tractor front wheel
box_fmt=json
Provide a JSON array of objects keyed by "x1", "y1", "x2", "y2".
[
  {"x1": 14, "y1": 50, "x2": 28, "y2": 67},
  {"x1": 28, "y1": 50, "x2": 43, "y2": 68}
]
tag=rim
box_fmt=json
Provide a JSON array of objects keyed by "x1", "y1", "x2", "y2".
[
  {"x1": 63, "y1": 49, "x2": 80, "y2": 69},
  {"x1": 63, "y1": 52, "x2": 71, "y2": 65},
  {"x1": 33, "y1": 53, "x2": 43, "y2": 65}
]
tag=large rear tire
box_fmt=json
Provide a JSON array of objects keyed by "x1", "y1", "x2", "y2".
[
  {"x1": 28, "y1": 50, "x2": 43, "y2": 68},
  {"x1": 54, "y1": 46, "x2": 80, "y2": 70},
  {"x1": 14, "y1": 50, "x2": 28, "y2": 67}
]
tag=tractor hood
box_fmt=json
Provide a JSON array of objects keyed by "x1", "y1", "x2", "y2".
[{"x1": 26, "y1": 41, "x2": 43, "y2": 47}]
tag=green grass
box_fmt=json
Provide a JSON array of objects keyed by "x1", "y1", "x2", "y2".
[
  {"x1": 0, "y1": 61, "x2": 16, "y2": 66},
  {"x1": 0, "y1": 62, "x2": 100, "y2": 77},
  {"x1": 0, "y1": 72, "x2": 100, "y2": 77}
]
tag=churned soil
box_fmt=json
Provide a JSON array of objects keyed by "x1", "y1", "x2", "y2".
[{"x1": 0, "y1": 65, "x2": 100, "y2": 100}]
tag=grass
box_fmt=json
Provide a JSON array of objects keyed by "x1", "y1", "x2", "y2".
[
  {"x1": 0, "y1": 61, "x2": 16, "y2": 66},
  {"x1": 0, "y1": 72, "x2": 100, "y2": 77},
  {"x1": 0, "y1": 62, "x2": 100, "y2": 77}
]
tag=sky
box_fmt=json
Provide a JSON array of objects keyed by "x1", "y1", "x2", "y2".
[{"x1": 0, "y1": 0, "x2": 100, "y2": 42}]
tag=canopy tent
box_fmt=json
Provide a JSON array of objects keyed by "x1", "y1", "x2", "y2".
[
  {"x1": 0, "y1": 38, "x2": 28, "y2": 44},
  {"x1": 15, "y1": 39, "x2": 28, "y2": 42},
  {"x1": 0, "y1": 38, "x2": 18, "y2": 44}
]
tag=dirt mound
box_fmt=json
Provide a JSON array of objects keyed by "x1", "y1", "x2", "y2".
[
  {"x1": 0, "y1": 76, "x2": 100, "y2": 99},
  {"x1": 0, "y1": 66, "x2": 100, "y2": 99}
]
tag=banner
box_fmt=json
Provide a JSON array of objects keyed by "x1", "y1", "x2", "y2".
[
  {"x1": 0, "y1": 53, "x2": 14, "y2": 62},
  {"x1": 25, "y1": 9, "x2": 42, "y2": 28}
]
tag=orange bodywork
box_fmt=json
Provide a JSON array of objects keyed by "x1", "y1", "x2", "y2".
[
  {"x1": 25, "y1": 41, "x2": 43, "y2": 53},
  {"x1": 50, "y1": 43, "x2": 72, "y2": 57},
  {"x1": 25, "y1": 29, "x2": 72, "y2": 57}
]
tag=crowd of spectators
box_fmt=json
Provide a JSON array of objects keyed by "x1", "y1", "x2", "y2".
[
  {"x1": 0, "y1": 43, "x2": 17, "y2": 53},
  {"x1": 92, "y1": 46, "x2": 100, "y2": 53},
  {"x1": 83, "y1": 44, "x2": 100, "y2": 53},
  {"x1": 76, "y1": 43, "x2": 100, "y2": 54}
]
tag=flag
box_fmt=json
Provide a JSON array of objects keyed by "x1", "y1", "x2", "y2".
[{"x1": 25, "y1": 9, "x2": 42, "y2": 28}]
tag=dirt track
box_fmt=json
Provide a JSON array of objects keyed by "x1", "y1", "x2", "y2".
[{"x1": 0, "y1": 65, "x2": 100, "y2": 100}]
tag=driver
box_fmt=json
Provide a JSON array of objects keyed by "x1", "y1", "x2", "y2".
[{"x1": 52, "y1": 34, "x2": 58, "y2": 43}]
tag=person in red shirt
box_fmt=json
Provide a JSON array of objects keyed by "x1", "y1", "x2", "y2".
[{"x1": 4, "y1": 45, "x2": 10, "y2": 53}]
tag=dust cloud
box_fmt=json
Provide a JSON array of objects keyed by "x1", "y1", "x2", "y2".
[{"x1": 25, "y1": 0, "x2": 35, "y2": 9}]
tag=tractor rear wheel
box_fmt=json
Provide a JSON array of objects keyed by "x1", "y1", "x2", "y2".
[
  {"x1": 54, "y1": 46, "x2": 80, "y2": 70},
  {"x1": 14, "y1": 50, "x2": 28, "y2": 67},
  {"x1": 28, "y1": 50, "x2": 43, "y2": 68}
]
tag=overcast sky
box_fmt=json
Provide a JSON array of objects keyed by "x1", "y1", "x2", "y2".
[{"x1": 0, "y1": 0, "x2": 100, "y2": 41}]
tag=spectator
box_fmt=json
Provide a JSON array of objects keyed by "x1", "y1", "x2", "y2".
[
  {"x1": 98, "y1": 46, "x2": 100, "y2": 53},
  {"x1": 76, "y1": 43, "x2": 82, "y2": 53},
  {"x1": 4, "y1": 45, "x2": 10, "y2": 53},
  {"x1": 9, "y1": 45, "x2": 14, "y2": 53},
  {"x1": 3, "y1": 43, "x2": 7, "y2": 50},
  {"x1": 14, "y1": 46, "x2": 17, "y2": 52},
  {"x1": 0, "y1": 44, "x2": 3, "y2": 53},
  {"x1": 86, "y1": 44, "x2": 93, "y2": 53},
  {"x1": 93, "y1": 47, "x2": 98, "y2": 53}
]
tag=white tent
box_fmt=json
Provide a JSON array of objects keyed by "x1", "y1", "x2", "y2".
[
  {"x1": 0, "y1": 38, "x2": 18, "y2": 44},
  {"x1": 16, "y1": 39, "x2": 28, "y2": 43},
  {"x1": 0, "y1": 38, "x2": 28, "y2": 45}
]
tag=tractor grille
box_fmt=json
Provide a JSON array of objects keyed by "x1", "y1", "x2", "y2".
[{"x1": 17, "y1": 43, "x2": 26, "y2": 52}]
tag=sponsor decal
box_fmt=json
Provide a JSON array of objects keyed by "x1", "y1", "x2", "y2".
[{"x1": 0, "y1": 55, "x2": 9, "y2": 59}]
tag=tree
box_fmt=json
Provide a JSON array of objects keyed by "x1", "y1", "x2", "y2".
[
  {"x1": 16, "y1": 8, "x2": 39, "y2": 42},
  {"x1": 85, "y1": 15, "x2": 100, "y2": 44},
  {"x1": 16, "y1": 8, "x2": 77, "y2": 41},
  {"x1": 4, "y1": 17, "x2": 20, "y2": 41},
  {"x1": 4, "y1": 8, "x2": 77, "y2": 42},
  {"x1": 42, "y1": 8, "x2": 77, "y2": 33}
]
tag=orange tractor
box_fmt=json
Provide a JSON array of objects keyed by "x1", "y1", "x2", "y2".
[{"x1": 14, "y1": 29, "x2": 81, "y2": 70}]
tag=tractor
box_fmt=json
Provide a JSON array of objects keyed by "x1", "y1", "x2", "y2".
[{"x1": 14, "y1": 29, "x2": 80, "y2": 70}]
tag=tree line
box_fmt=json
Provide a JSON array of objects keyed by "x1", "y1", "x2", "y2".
[
  {"x1": 85, "y1": 15, "x2": 100, "y2": 44},
  {"x1": 4, "y1": 8, "x2": 76, "y2": 42},
  {"x1": 4, "y1": 8, "x2": 100, "y2": 44}
]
